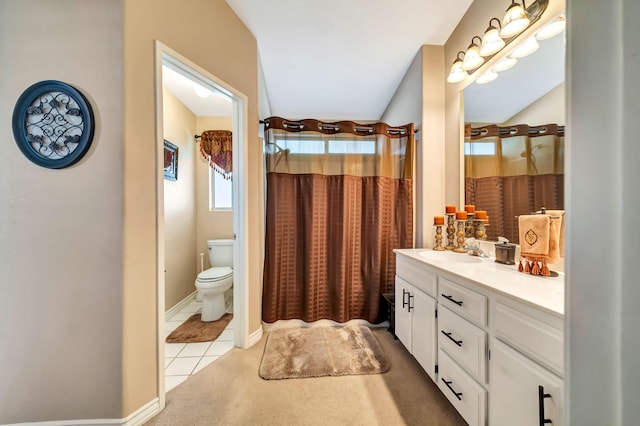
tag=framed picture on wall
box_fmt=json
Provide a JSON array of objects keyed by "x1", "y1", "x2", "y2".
[{"x1": 163, "y1": 140, "x2": 178, "y2": 181}]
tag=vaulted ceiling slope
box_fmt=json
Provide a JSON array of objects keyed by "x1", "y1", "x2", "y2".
[{"x1": 225, "y1": 0, "x2": 473, "y2": 121}]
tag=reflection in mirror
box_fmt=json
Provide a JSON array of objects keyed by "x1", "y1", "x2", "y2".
[
  {"x1": 463, "y1": 21, "x2": 565, "y2": 243},
  {"x1": 465, "y1": 123, "x2": 564, "y2": 243}
]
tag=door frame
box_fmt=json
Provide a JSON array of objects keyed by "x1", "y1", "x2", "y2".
[{"x1": 154, "y1": 41, "x2": 250, "y2": 406}]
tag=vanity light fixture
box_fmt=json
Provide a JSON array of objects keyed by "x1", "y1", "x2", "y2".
[
  {"x1": 510, "y1": 36, "x2": 540, "y2": 58},
  {"x1": 479, "y1": 18, "x2": 506, "y2": 57},
  {"x1": 499, "y1": 1, "x2": 530, "y2": 38},
  {"x1": 536, "y1": 14, "x2": 566, "y2": 40},
  {"x1": 462, "y1": 36, "x2": 485, "y2": 71},
  {"x1": 476, "y1": 69, "x2": 499, "y2": 84},
  {"x1": 445, "y1": 0, "x2": 549, "y2": 85},
  {"x1": 493, "y1": 55, "x2": 518, "y2": 72},
  {"x1": 447, "y1": 51, "x2": 469, "y2": 83}
]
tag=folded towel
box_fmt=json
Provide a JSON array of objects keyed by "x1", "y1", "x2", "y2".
[
  {"x1": 545, "y1": 210, "x2": 565, "y2": 258},
  {"x1": 518, "y1": 214, "x2": 561, "y2": 276},
  {"x1": 519, "y1": 215, "x2": 550, "y2": 257}
]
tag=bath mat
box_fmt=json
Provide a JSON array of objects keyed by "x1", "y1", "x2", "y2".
[
  {"x1": 166, "y1": 313, "x2": 233, "y2": 343},
  {"x1": 258, "y1": 325, "x2": 390, "y2": 380}
]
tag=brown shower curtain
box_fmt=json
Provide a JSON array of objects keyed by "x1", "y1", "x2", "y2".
[
  {"x1": 465, "y1": 124, "x2": 564, "y2": 243},
  {"x1": 262, "y1": 117, "x2": 414, "y2": 324}
]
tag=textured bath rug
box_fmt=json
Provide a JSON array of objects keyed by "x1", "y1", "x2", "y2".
[
  {"x1": 258, "y1": 325, "x2": 390, "y2": 380},
  {"x1": 166, "y1": 313, "x2": 233, "y2": 343}
]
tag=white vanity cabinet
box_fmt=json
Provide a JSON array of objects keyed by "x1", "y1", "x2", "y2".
[
  {"x1": 489, "y1": 300, "x2": 564, "y2": 426},
  {"x1": 394, "y1": 249, "x2": 565, "y2": 426},
  {"x1": 436, "y1": 278, "x2": 488, "y2": 426},
  {"x1": 395, "y1": 256, "x2": 438, "y2": 380},
  {"x1": 490, "y1": 339, "x2": 563, "y2": 426}
]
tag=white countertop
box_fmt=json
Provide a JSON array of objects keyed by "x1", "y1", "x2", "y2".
[{"x1": 394, "y1": 248, "x2": 565, "y2": 317}]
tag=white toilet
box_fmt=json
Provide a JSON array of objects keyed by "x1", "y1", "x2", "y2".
[{"x1": 195, "y1": 239, "x2": 234, "y2": 322}]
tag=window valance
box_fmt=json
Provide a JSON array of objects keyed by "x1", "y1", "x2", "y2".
[{"x1": 200, "y1": 130, "x2": 232, "y2": 179}]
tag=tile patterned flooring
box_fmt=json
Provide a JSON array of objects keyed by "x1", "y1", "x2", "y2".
[{"x1": 164, "y1": 299, "x2": 234, "y2": 392}]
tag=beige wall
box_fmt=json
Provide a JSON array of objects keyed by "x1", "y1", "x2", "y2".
[
  {"x1": 162, "y1": 89, "x2": 198, "y2": 310},
  {"x1": 0, "y1": 0, "x2": 124, "y2": 423},
  {"x1": 195, "y1": 116, "x2": 234, "y2": 269},
  {"x1": 258, "y1": 57, "x2": 272, "y2": 119},
  {"x1": 381, "y1": 46, "x2": 445, "y2": 248},
  {"x1": 123, "y1": 0, "x2": 261, "y2": 417},
  {"x1": 420, "y1": 46, "x2": 446, "y2": 248},
  {"x1": 381, "y1": 49, "x2": 423, "y2": 127},
  {"x1": 504, "y1": 82, "x2": 565, "y2": 125}
]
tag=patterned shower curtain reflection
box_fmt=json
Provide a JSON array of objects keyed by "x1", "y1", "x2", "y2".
[
  {"x1": 465, "y1": 123, "x2": 564, "y2": 243},
  {"x1": 262, "y1": 117, "x2": 414, "y2": 323}
]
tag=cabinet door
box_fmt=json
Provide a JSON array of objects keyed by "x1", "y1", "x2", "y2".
[
  {"x1": 490, "y1": 339, "x2": 563, "y2": 426},
  {"x1": 411, "y1": 287, "x2": 437, "y2": 381},
  {"x1": 395, "y1": 276, "x2": 412, "y2": 353}
]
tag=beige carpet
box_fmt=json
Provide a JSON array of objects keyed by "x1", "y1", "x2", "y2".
[
  {"x1": 166, "y1": 313, "x2": 233, "y2": 343},
  {"x1": 146, "y1": 328, "x2": 467, "y2": 426},
  {"x1": 259, "y1": 325, "x2": 390, "y2": 380}
]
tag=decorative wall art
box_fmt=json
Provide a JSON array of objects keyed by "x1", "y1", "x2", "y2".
[
  {"x1": 12, "y1": 80, "x2": 95, "y2": 169},
  {"x1": 163, "y1": 140, "x2": 179, "y2": 181}
]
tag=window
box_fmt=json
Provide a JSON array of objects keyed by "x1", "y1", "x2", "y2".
[
  {"x1": 464, "y1": 141, "x2": 496, "y2": 156},
  {"x1": 328, "y1": 140, "x2": 375, "y2": 154},
  {"x1": 275, "y1": 138, "x2": 376, "y2": 155},
  {"x1": 210, "y1": 168, "x2": 232, "y2": 210}
]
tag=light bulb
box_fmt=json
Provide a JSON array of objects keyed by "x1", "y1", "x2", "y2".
[
  {"x1": 500, "y1": 2, "x2": 530, "y2": 38},
  {"x1": 480, "y1": 26, "x2": 505, "y2": 57},
  {"x1": 447, "y1": 61, "x2": 468, "y2": 83},
  {"x1": 462, "y1": 37, "x2": 484, "y2": 71},
  {"x1": 493, "y1": 55, "x2": 518, "y2": 72},
  {"x1": 447, "y1": 52, "x2": 468, "y2": 83},
  {"x1": 193, "y1": 83, "x2": 211, "y2": 98},
  {"x1": 510, "y1": 37, "x2": 539, "y2": 58},
  {"x1": 476, "y1": 69, "x2": 499, "y2": 84},
  {"x1": 536, "y1": 15, "x2": 566, "y2": 40}
]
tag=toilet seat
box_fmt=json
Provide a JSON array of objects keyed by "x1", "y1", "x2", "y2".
[{"x1": 197, "y1": 266, "x2": 233, "y2": 283}]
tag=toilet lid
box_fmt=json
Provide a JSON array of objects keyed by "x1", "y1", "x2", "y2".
[{"x1": 197, "y1": 266, "x2": 233, "y2": 282}]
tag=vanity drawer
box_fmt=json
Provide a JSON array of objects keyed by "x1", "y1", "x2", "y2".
[
  {"x1": 438, "y1": 305, "x2": 487, "y2": 383},
  {"x1": 439, "y1": 278, "x2": 487, "y2": 326},
  {"x1": 396, "y1": 256, "x2": 437, "y2": 298},
  {"x1": 494, "y1": 302, "x2": 563, "y2": 375},
  {"x1": 437, "y1": 349, "x2": 486, "y2": 426}
]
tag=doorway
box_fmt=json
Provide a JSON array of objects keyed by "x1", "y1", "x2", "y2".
[{"x1": 154, "y1": 41, "x2": 249, "y2": 406}]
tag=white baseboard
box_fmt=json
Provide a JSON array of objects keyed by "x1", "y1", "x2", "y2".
[
  {"x1": 4, "y1": 398, "x2": 160, "y2": 426},
  {"x1": 123, "y1": 398, "x2": 160, "y2": 426},
  {"x1": 164, "y1": 290, "x2": 197, "y2": 321},
  {"x1": 247, "y1": 326, "x2": 263, "y2": 347}
]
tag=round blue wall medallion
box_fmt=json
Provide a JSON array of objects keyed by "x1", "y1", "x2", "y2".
[{"x1": 12, "y1": 80, "x2": 95, "y2": 169}]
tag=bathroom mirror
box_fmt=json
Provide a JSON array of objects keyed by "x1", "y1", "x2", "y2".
[{"x1": 463, "y1": 23, "x2": 565, "y2": 243}]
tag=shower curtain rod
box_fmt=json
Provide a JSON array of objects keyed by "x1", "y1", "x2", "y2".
[
  {"x1": 259, "y1": 120, "x2": 419, "y2": 134},
  {"x1": 469, "y1": 125, "x2": 565, "y2": 138}
]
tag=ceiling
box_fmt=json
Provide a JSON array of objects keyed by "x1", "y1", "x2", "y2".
[
  {"x1": 162, "y1": 1, "x2": 563, "y2": 125},
  {"x1": 225, "y1": 0, "x2": 473, "y2": 121},
  {"x1": 162, "y1": 65, "x2": 233, "y2": 117}
]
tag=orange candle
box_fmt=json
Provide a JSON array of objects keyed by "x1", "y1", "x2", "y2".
[
  {"x1": 456, "y1": 211, "x2": 467, "y2": 220},
  {"x1": 434, "y1": 216, "x2": 445, "y2": 225},
  {"x1": 464, "y1": 204, "x2": 475, "y2": 213},
  {"x1": 475, "y1": 210, "x2": 487, "y2": 219},
  {"x1": 445, "y1": 205, "x2": 456, "y2": 214}
]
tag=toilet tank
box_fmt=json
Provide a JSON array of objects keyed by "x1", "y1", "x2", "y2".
[{"x1": 207, "y1": 239, "x2": 234, "y2": 267}]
